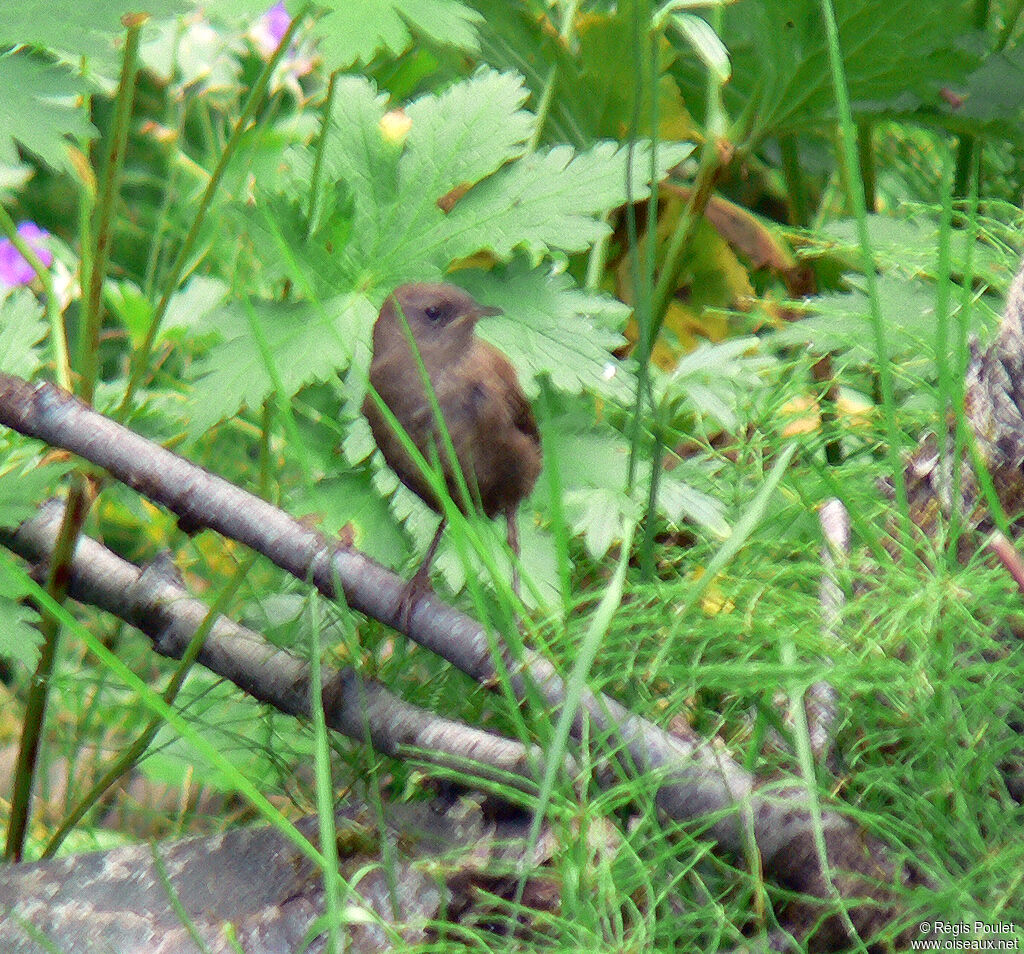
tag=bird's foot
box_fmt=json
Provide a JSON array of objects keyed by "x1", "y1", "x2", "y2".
[{"x1": 396, "y1": 565, "x2": 434, "y2": 630}]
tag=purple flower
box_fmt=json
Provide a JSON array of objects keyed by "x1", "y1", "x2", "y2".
[
  {"x1": 264, "y1": 2, "x2": 290, "y2": 45},
  {"x1": 251, "y1": 3, "x2": 292, "y2": 57},
  {"x1": 0, "y1": 222, "x2": 53, "y2": 287}
]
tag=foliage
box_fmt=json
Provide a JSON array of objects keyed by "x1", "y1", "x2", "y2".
[{"x1": 2, "y1": 0, "x2": 1024, "y2": 946}]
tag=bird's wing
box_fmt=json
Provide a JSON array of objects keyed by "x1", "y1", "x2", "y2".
[{"x1": 480, "y1": 346, "x2": 540, "y2": 446}]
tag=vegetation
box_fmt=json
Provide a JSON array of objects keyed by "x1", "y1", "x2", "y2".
[{"x1": 2, "y1": 0, "x2": 1024, "y2": 950}]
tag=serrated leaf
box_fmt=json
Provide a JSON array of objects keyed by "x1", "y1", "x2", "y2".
[
  {"x1": 658, "y1": 471, "x2": 729, "y2": 538},
  {"x1": 295, "y1": 73, "x2": 689, "y2": 283},
  {"x1": 0, "y1": 52, "x2": 96, "y2": 174},
  {"x1": 564, "y1": 487, "x2": 635, "y2": 559},
  {"x1": 0, "y1": 591, "x2": 43, "y2": 673},
  {"x1": 771, "y1": 275, "x2": 979, "y2": 368},
  {"x1": 188, "y1": 295, "x2": 374, "y2": 433},
  {"x1": 401, "y1": 68, "x2": 535, "y2": 209},
  {"x1": 659, "y1": 337, "x2": 769, "y2": 430},
  {"x1": 0, "y1": 290, "x2": 48, "y2": 378},
  {"x1": 455, "y1": 263, "x2": 630, "y2": 399},
  {"x1": 0, "y1": 0, "x2": 188, "y2": 60},
  {"x1": 315, "y1": 0, "x2": 484, "y2": 68},
  {"x1": 544, "y1": 403, "x2": 726, "y2": 557},
  {"x1": 435, "y1": 140, "x2": 694, "y2": 261},
  {"x1": 294, "y1": 470, "x2": 410, "y2": 567},
  {"x1": 162, "y1": 275, "x2": 231, "y2": 334}
]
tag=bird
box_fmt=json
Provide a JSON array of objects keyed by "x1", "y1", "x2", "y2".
[{"x1": 362, "y1": 282, "x2": 541, "y2": 622}]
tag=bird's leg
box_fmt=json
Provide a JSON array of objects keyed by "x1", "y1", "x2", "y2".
[
  {"x1": 505, "y1": 504, "x2": 521, "y2": 598},
  {"x1": 397, "y1": 519, "x2": 445, "y2": 628}
]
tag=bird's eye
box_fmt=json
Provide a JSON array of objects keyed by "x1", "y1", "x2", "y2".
[{"x1": 424, "y1": 305, "x2": 442, "y2": 322}]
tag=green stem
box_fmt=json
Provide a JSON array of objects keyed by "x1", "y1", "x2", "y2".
[
  {"x1": 79, "y1": 14, "x2": 145, "y2": 406},
  {"x1": 42, "y1": 551, "x2": 257, "y2": 858},
  {"x1": 306, "y1": 69, "x2": 340, "y2": 236},
  {"x1": 954, "y1": 0, "x2": 990, "y2": 197},
  {"x1": 817, "y1": 0, "x2": 910, "y2": 540},
  {"x1": 526, "y1": 0, "x2": 580, "y2": 151},
  {"x1": 4, "y1": 477, "x2": 90, "y2": 861},
  {"x1": 639, "y1": 413, "x2": 665, "y2": 577},
  {"x1": 778, "y1": 133, "x2": 809, "y2": 227},
  {"x1": 625, "y1": 0, "x2": 657, "y2": 490},
  {"x1": 996, "y1": 0, "x2": 1024, "y2": 49},
  {"x1": 120, "y1": 6, "x2": 309, "y2": 413},
  {"x1": 855, "y1": 118, "x2": 875, "y2": 212},
  {"x1": 648, "y1": 149, "x2": 722, "y2": 327}
]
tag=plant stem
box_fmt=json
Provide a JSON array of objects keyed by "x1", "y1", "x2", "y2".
[
  {"x1": 856, "y1": 118, "x2": 875, "y2": 212},
  {"x1": 779, "y1": 133, "x2": 809, "y2": 227},
  {"x1": 120, "y1": 6, "x2": 309, "y2": 414},
  {"x1": 79, "y1": 14, "x2": 146, "y2": 406},
  {"x1": 4, "y1": 476, "x2": 90, "y2": 861},
  {"x1": 817, "y1": 0, "x2": 910, "y2": 539},
  {"x1": 306, "y1": 69, "x2": 339, "y2": 235}
]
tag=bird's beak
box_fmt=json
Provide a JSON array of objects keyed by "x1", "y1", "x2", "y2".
[{"x1": 475, "y1": 304, "x2": 503, "y2": 318}]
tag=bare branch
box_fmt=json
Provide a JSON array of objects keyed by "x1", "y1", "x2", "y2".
[
  {"x1": 0, "y1": 372, "x2": 919, "y2": 949},
  {"x1": 2, "y1": 499, "x2": 546, "y2": 794}
]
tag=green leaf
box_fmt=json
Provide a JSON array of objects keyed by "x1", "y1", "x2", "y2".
[
  {"x1": 308, "y1": 73, "x2": 691, "y2": 278},
  {"x1": 188, "y1": 295, "x2": 375, "y2": 433},
  {"x1": 294, "y1": 469, "x2": 410, "y2": 567},
  {"x1": 659, "y1": 337, "x2": 770, "y2": 431},
  {"x1": 0, "y1": 290, "x2": 48, "y2": 378},
  {"x1": 0, "y1": 0, "x2": 187, "y2": 60},
  {"x1": 402, "y1": 68, "x2": 535, "y2": 206},
  {"x1": 0, "y1": 51, "x2": 95, "y2": 174},
  {"x1": 671, "y1": 0, "x2": 972, "y2": 139},
  {"x1": 160, "y1": 275, "x2": 231, "y2": 335},
  {"x1": 545, "y1": 402, "x2": 727, "y2": 558},
  {"x1": 0, "y1": 585, "x2": 43, "y2": 673},
  {"x1": 952, "y1": 47, "x2": 1024, "y2": 140},
  {"x1": 435, "y1": 140, "x2": 693, "y2": 262},
  {"x1": 455, "y1": 263, "x2": 631, "y2": 399},
  {"x1": 0, "y1": 452, "x2": 70, "y2": 528},
  {"x1": 669, "y1": 13, "x2": 730, "y2": 84},
  {"x1": 314, "y1": 0, "x2": 485, "y2": 68},
  {"x1": 771, "y1": 275, "x2": 959, "y2": 367}
]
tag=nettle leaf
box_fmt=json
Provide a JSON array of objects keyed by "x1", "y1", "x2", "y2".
[
  {"x1": 0, "y1": 290, "x2": 48, "y2": 378},
  {"x1": 456, "y1": 263, "x2": 630, "y2": 399},
  {"x1": 188, "y1": 295, "x2": 375, "y2": 433},
  {"x1": 0, "y1": 52, "x2": 95, "y2": 174},
  {"x1": 315, "y1": 0, "x2": 484, "y2": 69}
]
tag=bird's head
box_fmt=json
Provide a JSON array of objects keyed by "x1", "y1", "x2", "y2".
[{"x1": 374, "y1": 282, "x2": 502, "y2": 357}]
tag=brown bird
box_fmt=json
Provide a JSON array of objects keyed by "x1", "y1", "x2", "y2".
[{"x1": 363, "y1": 282, "x2": 541, "y2": 620}]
